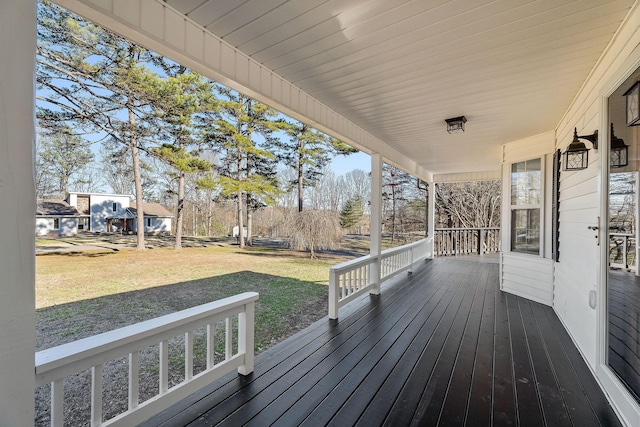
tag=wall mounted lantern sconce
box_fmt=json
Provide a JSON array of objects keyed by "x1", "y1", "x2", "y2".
[
  {"x1": 445, "y1": 116, "x2": 467, "y2": 133},
  {"x1": 610, "y1": 123, "x2": 628, "y2": 168},
  {"x1": 563, "y1": 127, "x2": 598, "y2": 171},
  {"x1": 624, "y1": 81, "x2": 640, "y2": 126}
]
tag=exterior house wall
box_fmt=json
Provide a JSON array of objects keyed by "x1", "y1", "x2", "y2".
[
  {"x1": 68, "y1": 193, "x2": 132, "y2": 233},
  {"x1": 501, "y1": 132, "x2": 555, "y2": 306},
  {"x1": 89, "y1": 194, "x2": 130, "y2": 232},
  {"x1": 551, "y1": 4, "x2": 640, "y2": 425},
  {"x1": 132, "y1": 217, "x2": 171, "y2": 233},
  {"x1": 140, "y1": 217, "x2": 171, "y2": 233},
  {"x1": 36, "y1": 217, "x2": 79, "y2": 236}
]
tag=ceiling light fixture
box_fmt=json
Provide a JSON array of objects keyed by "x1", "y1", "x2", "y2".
[{"x1": 444, "y1": 116, "x2": 467, "y2": 134}]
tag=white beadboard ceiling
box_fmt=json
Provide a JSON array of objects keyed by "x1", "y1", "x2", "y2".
[{"x1": 164, "y1": 0, "x2": 632, "y2": 175}]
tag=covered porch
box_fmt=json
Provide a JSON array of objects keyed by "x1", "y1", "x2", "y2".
[
  {"x1": 3, "y1": 0, "x2": 640, "y2": 425},
  {"x1": 142, "y1": 256, "x2": 620, "y2": 426}
]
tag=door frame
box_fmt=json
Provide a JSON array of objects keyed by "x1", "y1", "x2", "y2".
[{"x1": 596, "y1": 47, "x2": 640, "y2": 427}]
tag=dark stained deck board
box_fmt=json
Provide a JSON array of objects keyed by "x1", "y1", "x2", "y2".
[{"x1": 144, "y1": 257, "x2": 623, "y2": 427}]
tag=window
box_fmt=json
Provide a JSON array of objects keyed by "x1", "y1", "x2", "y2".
[
  {"x1": 112, "y1": 202, "x2": 117, "y2": 212},
  {"x1": 510, "y1": 158, "x2": 542, "y2": 255},
  {"x1": 146, "y1": 218, "x2": 152, "y2": 227},
  {"x1": 78, "y1": 217, "x2": 89, "y2": 231},
  {"x1": 53, "y1": 218, "x2": 60, "y2": 229}
]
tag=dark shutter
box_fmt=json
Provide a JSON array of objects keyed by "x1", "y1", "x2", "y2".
[{"x1": 552, "y1": 149, "x2": 561, "y2": 262}]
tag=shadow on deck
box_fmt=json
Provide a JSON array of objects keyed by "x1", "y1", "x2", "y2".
[{"x1": 145, "y1": 256, "x2": 621, "y2": 426}]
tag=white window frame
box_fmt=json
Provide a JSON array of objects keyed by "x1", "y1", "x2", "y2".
[{"x1": 509, "y1": 157, "x2": 544, "y2": 256}]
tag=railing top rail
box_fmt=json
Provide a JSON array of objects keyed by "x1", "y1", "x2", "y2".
[
  {"x1": 36, "y1": 292, "x2": 259, "y2": 376},
  {"x1": 330, "y1": 237, "x2": 433, "y2": 273},
  {"x1": 329, "y1": 253, "x2": 376, "y2": 273},
  {"x1": 609, "y1": 232, "x2": 635, "y2": 237},
  {"x1": 435, "y1": 227, "x2": 501, "y2": 231},
  {"x1": 380, "y1": 237, "x2": 432, "y2": 258}
]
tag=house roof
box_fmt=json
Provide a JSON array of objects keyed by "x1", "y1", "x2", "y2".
[
  {"x1": 36, "y1": 199, "x2": 82, "y2": 216},
  {"x1": 128, "y1": 203, "x2": 173, "y2": 218}
]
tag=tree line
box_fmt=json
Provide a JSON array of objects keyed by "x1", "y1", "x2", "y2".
[{"x1": 35, "y1": 1, "x2": 500, "y2": 255}]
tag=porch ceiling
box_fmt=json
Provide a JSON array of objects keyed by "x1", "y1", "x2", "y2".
[
  {"x1": 163, "y1": 0, "x2": 632, "y2": 175},
  {"x1": 166, "y1": 0, "x2": 633, "y2": 173}
]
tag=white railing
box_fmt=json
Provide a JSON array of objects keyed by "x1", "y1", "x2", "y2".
[
  {"x1": 434, "y1": 227, "x2": 501, "y2": 256},
  {"x1": 329, "y1": 237, "x2": 433, "y2": 319},
  {"x1": 35, "y1": 292, "x2": 259, "y2": 427},
  {"x1": 609, "y1": 233, "x2": 636, "y2": 270}
]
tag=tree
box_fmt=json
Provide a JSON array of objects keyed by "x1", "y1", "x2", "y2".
[
  {"x1": 277, "y1": 122, "x2": 357, "y2": 212},
  {"x1": 37, "y1": 1, "x2": 167, "y2": 249},
  {"x1": 208, "y1": 90, "x2": 281, "y2": 247},
  {"x1": 340, "y1": 196, "x2": 365, "y2": 233},
  {"x1": 382, "y1": 165, "x2": 414, "y2": 242},
  {"x1": 340, "y1": 169, "x2": 371, "y2": 208},
  {"x1": 434, "y1": 180, "x2": 501, "y2": 228},
  {"x1": 153, "y1": 69, "x2": 216, "y2": 249},
  {"x1": 37, "y1": 127, "x2": 93, "y2": 197},
  {"x1": 287, "y1": 210, "x2": 342, "y2": 258}
]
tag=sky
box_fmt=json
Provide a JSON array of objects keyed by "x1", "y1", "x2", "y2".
[{"x1": 330, "y1": 150, "x2": 371, "y2": 176}]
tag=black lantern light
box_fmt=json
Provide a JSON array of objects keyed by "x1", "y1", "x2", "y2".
[
  {"x1": 624, "y1": 81, "x2": 640, "y2": 126},
  {"x1": 563, "y1": 127, "x2": 598, "y2": 171},
  {"x1": 610, "y1": 123, "x2": 628, "y2": 168},
  {"x1": 444, "y1": 116, "x2": 467, "y2": 133}
]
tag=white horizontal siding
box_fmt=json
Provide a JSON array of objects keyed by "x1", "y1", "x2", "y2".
[
  {"x1": 501, "y1": 253, "x2": 554, "y2": 306},
  {"x1": 502, "y1": 131, "x2": 555, "y2": 163},
  {"x1": 433, "y1": 170, "x2": 501, "y2": 183}
]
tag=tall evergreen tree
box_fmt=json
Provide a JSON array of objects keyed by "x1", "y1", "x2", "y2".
[
  {"x1": 207, "y1": 90, "x2": 281, "y2": 247},
  {"x1": 36, "y1": 1, "x2": 166, "y2": 249},
  {"x1": 277, "y1": 122, "x2": 357, "y2": 212},
  {"x1": 153, "y1": 69, "x2": 216, "y2": 249}
]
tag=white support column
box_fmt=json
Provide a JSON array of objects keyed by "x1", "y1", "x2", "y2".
[
  {"x1": 428, "y1": 181, "x2": 436, "y2": 258},
  {"x1": 0, "y1": 2, "x2": 36, "y2": 425},
  {"x1": 370, "y1": 153, "x2": 383, "y2": 294}
]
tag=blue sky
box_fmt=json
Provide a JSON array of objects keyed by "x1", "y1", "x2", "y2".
[{"x1": 330, "y1": 150, "x2": 370, "y2": 175}]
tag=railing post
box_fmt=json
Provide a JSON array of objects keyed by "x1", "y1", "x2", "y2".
[
  {"x1": 238, "y1": 301, "x2": 255, "y2": 375},
  {"x1": 408, "y1": 245, "x2": 414, "y2": 274},
  {"x1": 329, "y1": 268, "x2": 340, "y2": 319},
  {"x1": 478, "y1": 229, "x2": 484, "y2": 255},
  {"x1": 370, "y1": 256, "x2": 381, "y2": 295},
  {"x1": 623, "y1": 235, "x2": 629, "y2": 269}
]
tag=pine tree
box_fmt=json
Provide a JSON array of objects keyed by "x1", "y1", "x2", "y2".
[
  {"x1": 277, "y1": 122, "x2": 357, "y2": 212},
  {"x1": 207, "y1": 90, "x2": 281, "y2": 247},
  {"x1": 339, "y1": 196, "x2": 365, "y2": 232},
  {"x1": 37, "y1": 1, "x2": 166, "y2": 249},
  {"x1": 153, "y1": 69, "x2": 216, "y2": 249}
]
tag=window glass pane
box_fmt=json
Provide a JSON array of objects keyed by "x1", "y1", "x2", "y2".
[
  {"x1": 511, "y1": 209, "x2": 540, "y2": 254},
  {"x1": 511, "y1": 159, "x2": 541, "y2": 205}
]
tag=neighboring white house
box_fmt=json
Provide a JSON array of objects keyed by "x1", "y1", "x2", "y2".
[
  {"x1": 35, "y1": 199, "x2": 86, "y2": 236},
  {"x1": 128, "y1": 202, "x2": 173, "y2": 234},
  {"x1": 36, "y1": 194, "x2": 173, "y2": 235},
  {"x1": 66, "y1": 192, "x2": 132, "y2": 233}
]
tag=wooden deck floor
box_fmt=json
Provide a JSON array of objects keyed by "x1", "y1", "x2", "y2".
[{"x1": 146, "y1": 257, "x2": 622, "y2": 427}]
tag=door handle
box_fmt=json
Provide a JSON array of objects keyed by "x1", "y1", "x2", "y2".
[{"x1": 588, "y1": 218, "x2": 600, "y2": 245}]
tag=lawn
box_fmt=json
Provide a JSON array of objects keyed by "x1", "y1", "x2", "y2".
[
  {"x1": 35, "y1": 243, "x2": 355, "y2": 425},
  {"x1": 36, "y1": 244, "x2": 351, "y2": 352}
]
